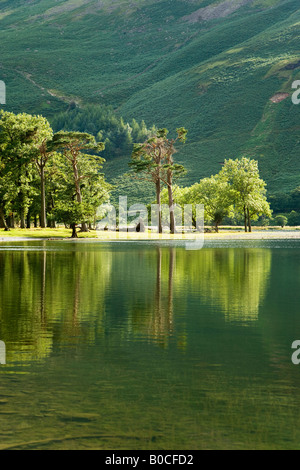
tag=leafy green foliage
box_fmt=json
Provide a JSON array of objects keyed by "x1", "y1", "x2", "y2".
[
  {"x1": 274, "y1": 214, "x2": 288, "y2": 227},
  {"x1": 52, "y1": 131, "x2": 111, "y2": 232},
  {"x1": 0, "y1": 112, "x2": 112, "y2": 234},
  {"x1": 219, "y1": 157, "x2": 272, "y2": 231},
  {"x1": 0, "y1": 110, "x2": 53, "y2": 226},
  {"x1": 187, "y1": 175, "x2": 235, "y2": 231},
  {"x1": 158, "y1": 157, "x2": 273, "y2": 231},
  {"x1": 0, "y1": 0, "x2": 299, "y2": 202},
  {"x1": 129, "y1": 127, "x2": 187, "y2": 232}
]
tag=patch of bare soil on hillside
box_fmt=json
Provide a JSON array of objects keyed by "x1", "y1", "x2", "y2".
[
  {"x1": 183, "y1": 0, "x2": 254, "y2": 23},
  {"x1": 270, "y1": 93, "x2": 289, "y2": 103}
]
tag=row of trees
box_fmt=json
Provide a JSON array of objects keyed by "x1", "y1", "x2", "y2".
[
  {"x1": 172, "y1": 158, "x2": 272, "y2": 232},
  {"x1": 129, "y1": 128, "x2": 272, "y2": 233},
  {"x1": 0, "y1": 110, "x2": 111, "y2": 237},
  {"x1": 0, "y1": 110, "x2": 288, "y2": 236}
]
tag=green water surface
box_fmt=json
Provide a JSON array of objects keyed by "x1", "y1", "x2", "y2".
[{"x1": 0, "y1": 239, "x2": 299, "y2": 450}]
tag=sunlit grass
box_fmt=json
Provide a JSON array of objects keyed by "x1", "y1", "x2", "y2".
[
  {"x1": 0, "y1": 227, "x2": 299, "y2": 240},
  {"x1": 0, "y1": 227, "x2": 92, "y2": 239}
]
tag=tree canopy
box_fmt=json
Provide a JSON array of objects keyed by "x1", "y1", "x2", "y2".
[
  {"x1": 219, "y1": 157, "x2": 272, "y2": 232},
  {"x1": 0, "y1": 111, "x2": 111, "y2": 236}
]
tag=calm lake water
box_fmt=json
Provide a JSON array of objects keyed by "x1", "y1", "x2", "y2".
[{"x1": 0, "y1": 239, "x2": 299, "y2": 450}]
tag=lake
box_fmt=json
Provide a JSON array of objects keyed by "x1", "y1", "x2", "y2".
[{"x1": 0, "y1": 239, "x2": 299, "y2": 450}]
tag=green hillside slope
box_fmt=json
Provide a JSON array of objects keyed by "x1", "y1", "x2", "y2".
[{"x1": 0, "y1": 0, "x2": 299, "y2": 199}]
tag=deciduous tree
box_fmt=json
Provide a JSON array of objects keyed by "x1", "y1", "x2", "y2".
[{"x1": 219, "y1": 158, "x2": 271, "y2": 232}]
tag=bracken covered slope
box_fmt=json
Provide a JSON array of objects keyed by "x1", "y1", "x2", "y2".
[{"x1": 0, "y1": 0, "x2": 299, "y2": 195}]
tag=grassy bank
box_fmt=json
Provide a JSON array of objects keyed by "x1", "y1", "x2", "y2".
[
  {"x1": 0, "y1": 228, "x2": 96, "y2": 239},
  {"x1": 0, "y1": 227, "x2": 299, "y2": 241}
]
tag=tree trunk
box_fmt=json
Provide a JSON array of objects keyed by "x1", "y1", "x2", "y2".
[
  {"x1": 73, "y1": 162, "x2": 89, "y2": 232},
  {"x1": 40, "y1": 165, "x2": 47, "y2": 228},
  {"x1": 26, "y1": 211, "x2": 31, "y2": 229},
  {"x1": 247, "y1": 208, "x2": 252, "y2": 233},
  {"x1": 168, "y1": 249, "x2": 175, "y2": 333},
  {"x1": 81, "y1": 222, "x2": 89, "y2": 232},
  {"x1": 155, "y1": 248, "x2": 162, "y2": 313},
  {"x1": 7, "y1": 214, "x2": 15, "y2": 229},
  {"x1": 34, "y1": 215, "x2": 38, "y2": 228},
  {"x1": 0, "y1": 207, "x2": 9, "y2": 231},
  {"x1": 40, "y1": 251, "x2": 46, "y2": 323},
  {"x1": 244, "y1": 206, "x2": 248, "y2": 232},
  {"x1": 156, "y1": 180, "x2": 162, "y2": 234},
  {"x1": 20, "y1": 213, "x2": 26, "y2": 229},
  {"x1": 47, "y1": 218, "x2": 56, "y2": 228},
  {"x1": 168, "y1": 177, "x2": 175, "y2": 234},
  {"x1": 71, "y1": 223, "x2": 78, "y2": 238}
]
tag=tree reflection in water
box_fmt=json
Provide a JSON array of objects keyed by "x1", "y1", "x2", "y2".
[{"x1": 0, "y1": 244, "x2": 272, "y2": 364}]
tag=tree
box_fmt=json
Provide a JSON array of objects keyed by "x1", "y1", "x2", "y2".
[
  {"x1": 55, "y1": 201, "x2": 93, "y2": 238},
  {"x1": 0, "y1": 155, "x2": 14, "y2": 230},
  {"x1": 220, "y1": 157, "x2": 272, "y2": 232},
  {"x1": 53, "y1": 131, "x2": 110, "y2": 236},
  {"x1": 274, "y1": 215, "x2": 288, "y2": 228},
  {"x1": 35, "y1": 138, "x2": 60, "y2": 228},
  {"x1": 129, "y1": 133, "x2": 165, "y2": 233},
  {"x1": 0, "y1": 111, "x2": 52, "y2": 228},
  {"x1": 160, "y1": 128, "x2": 187, "y2": 234},
  {"x1": 187, "y1": 175, "x2": 234, "y2": 232},
  {"x1": 129, "y1": 128, "x2": 187, "y2": 234}
]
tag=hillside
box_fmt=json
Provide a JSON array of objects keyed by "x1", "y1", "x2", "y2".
[{"x1": 0, "y1": 0, "x2": 299, "y2": 202}]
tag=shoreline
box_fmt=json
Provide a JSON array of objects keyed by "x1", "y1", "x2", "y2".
[{"x1": 0, "y1": 230, "x2": 300, "y2": 242}]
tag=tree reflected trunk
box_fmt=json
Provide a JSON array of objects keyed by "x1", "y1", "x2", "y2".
[
  {"x1": 168, "y1": 248, "x2": 175, "y2": 334},
  {"x1": 41, "y1": 249, "x2": 46, "y2": 323},
  {"x1": 155, "y1": 247, "x2": 162, "y2": 316},
  {"x1": 153, "y1": 248, "x2": 175, "y2": 345}
]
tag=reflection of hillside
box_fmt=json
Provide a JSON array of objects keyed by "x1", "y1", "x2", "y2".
[
  {"x1": 0, "y1": 247, "x2": 112, "y2": 363},
  {"x1": 176, "y1": 249, "x2": 272, "y2": 323}
]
